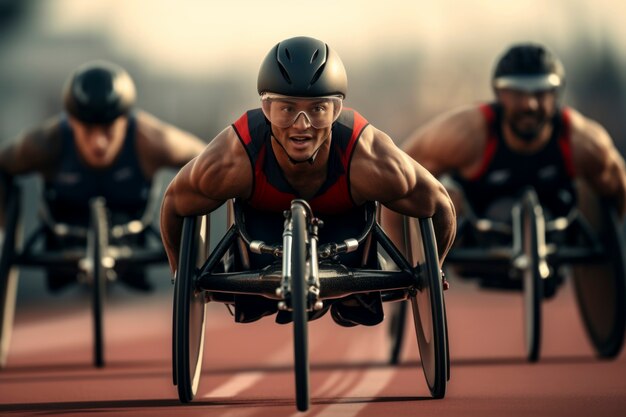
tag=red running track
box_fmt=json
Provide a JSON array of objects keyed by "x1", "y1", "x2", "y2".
[{"x1": 1, "y1": 278, "x2": 625, "y2": 417}]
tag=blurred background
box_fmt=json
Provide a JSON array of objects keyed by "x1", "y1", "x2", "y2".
[{"x1": 2, "y1": 0, "x2": 625, "y2": 302}]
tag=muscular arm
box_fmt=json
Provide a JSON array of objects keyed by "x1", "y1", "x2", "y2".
[
  {"x1": 402, "y1": 105, "x2": 487, "y2": 178},
  {"x1": 570, "y1": 109, "x2": 626, "y2": 218},
  {"x1": 160, "y1": 126, "x2": 252, "y2": 274},
  {"x1": 351, "y1": 126, "x2": 456, "y2": 263},
  {"x1": 0, "y1": 117, "x2": 62, "y2": 176},
  {"x1": 135, "y1": 111, "x2": 207, "y2": 178},
  {"x1": 0, "y1": 118, "x2": 62, "y2": 224}
]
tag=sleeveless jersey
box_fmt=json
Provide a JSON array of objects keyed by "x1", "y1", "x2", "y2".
[
  {"x1": 44, "y1": 114, "x2": 151, "y2": 225},
  {"x1": 454, "y1": 103, "x2": 576, "y2": 217},
  {"x1": 232, "y1": 108, "x2": 369, "y2": 215}
]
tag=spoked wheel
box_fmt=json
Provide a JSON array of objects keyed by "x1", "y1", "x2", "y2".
[
  {"x1": 88, "y1": 198, "x2": 109, "y2": 368},
  {"x1": 289, "y1": 203, "x2": 310, "y2": 412},
  {"x1": 404, "y1": 216, "x2": 448, "y2": 399},
  {"x1": 174, "y1": 215, "x2": 210, "y2": 402},
  {"x1": 518, "y1": 190, "x2": 545, "y2": 362},
  {"x1": 0, "y1": 182, "x2": 21, "y2": 368},
  {"x1": 572, "y1": 181, "x2": 626, "y2": 358},
  {"x1": 387, "y1": 301, "x2": 407, "y2": 365}
]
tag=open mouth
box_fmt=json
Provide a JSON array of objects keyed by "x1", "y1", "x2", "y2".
[{"x1": 289, "y1": 136, "x2": 312, "y2": 147}]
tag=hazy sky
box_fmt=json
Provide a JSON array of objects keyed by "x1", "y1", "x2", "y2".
[{"x1": 40, "y1": 0, "x2": 626, "y2": 78}]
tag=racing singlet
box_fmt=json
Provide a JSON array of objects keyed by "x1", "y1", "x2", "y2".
[
  {"x1": 453, "y1": 103, "x2": 576, "y2": 217},
  {"x1": 232, "y1": 108, "x2": 369, "y2": 215},
  {"x1": 44, "y1": 114, "x2": 151, "y2": 225}
]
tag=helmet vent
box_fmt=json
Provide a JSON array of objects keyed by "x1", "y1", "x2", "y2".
[
  {"x1": 310, "y1": 49, "x2": 319, "y2": 64},
  {"x1": 284, "y1": 48, "x2": 292, "y2": 62},
  {"x1": 309, "y1": 63, "x2": 324, "y2": 87},
  {"x1": 277, "y1": 62, "x2": 292, "y2": 85}
]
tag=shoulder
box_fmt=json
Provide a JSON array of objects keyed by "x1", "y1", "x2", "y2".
[
  {"x1": 351, "y1": 123, "x2": 397, "y2": 164},
  {"x1": 24, "y1": 114, "x2": 64, "y2": 141},
  {"x1": 134, "y1": 110, "x2": 206, "y2": 163},
  {"x1": 135, "y1": 110, "x2": 201, "y2": 145},
  {"x1": 567, "y1": 108, "x2": 614, "y2": 157},
  {"x1": 0, "y1": 114, "x2": 64, "y2": 174},
  {"x1": 566, "y1": 107, "x2": 617, "y2": 173},
  {"x1": 14, "y1": 114, "x2": 65, "y2": 154},
  {"x1": 567, "y1": 107, "x2": 611, "y2": 145},
  {"x1": 350, "y1": 124, "x2": 449, "y2": 206},
  {"x1": 404, "y1": 105, "x2": 487, "y2": 147},
  {"x1": 196, "y1": 126, "x2": 246, "y2": 166},
  {"x1": 402, "y1": 104, "x2": 489, "y2": 174},
  {"x1": 190, "y1": 125, "x2": 252, "y2": 199},
  {"x1": 350, "y1": 124, "x2": 415, "y2": 196}
]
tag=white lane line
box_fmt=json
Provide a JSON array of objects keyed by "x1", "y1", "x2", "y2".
[
  {"x1": 288, "y1": 329, "x2": 390, "y2": 417},
  {"x1": 315, "y1": 368, "x2": 395, "y2": 417},
  {"x1": 10, "y1": 299, "x2": 231, "y2": 356},
  {"x1": 313, "y1": 371, "x2": 346, "y2": 397},
  {"x1": 203, "y1": 325, "x2": 326, "y2": 399},
  {"x1": 205, "y1": 371, "x2": 264, "y2": 397}
]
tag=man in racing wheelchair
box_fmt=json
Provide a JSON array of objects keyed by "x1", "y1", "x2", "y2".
[
  {"x1": 401, "y1": 42, "x2": 626, "y2": 279},
  {"x1": 0, "y1": 60, "x2": 206, "y2": 292},
  {"x1": 160, "y1": 35, "x2": 457, "y2": 327},
  {"x1": 398, "y1": 42, "x2": 626, "y2": 359}
]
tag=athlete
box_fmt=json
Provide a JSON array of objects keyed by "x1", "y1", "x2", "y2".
[
  {"x1": 161, "y1": 36, "x2": 456, "y2": 326},
  {"x1": 0, "y1": 60, "x2": 206, "y2": 291},
  {"x1": 401, "y1": 43, "x2": 626, "y2": 222}
]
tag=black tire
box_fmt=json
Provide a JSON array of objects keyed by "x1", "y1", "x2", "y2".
[
  {"x1": 572, "y1": 181, "x2": 626, "y2": 358},
  {"x1": 89, "y1": 198, "x2": 108, "y2": 368},
  {"x1": 0, "y1": 182, "x2": 21, "y2": 368},
  {"x1": 388, "y1": 301, "x2": 407, "y2": 365},
  {"x1": 174, "y1": 215, "x2": 210, "y2": 402},
  {"x1": 443, "y1": 296, "x2": 451, "y2": 382},
  {"x1": 520, "y1": 191, "x2": 543, "y2": 362},
  {"x1": 290, "y1": 204, "x2": 310, "y2": 412},
  {"x1": 404, "y1": 217, "x2": 447, "y2": 399},
  {"x1": 172, "y1": 273, "x2": 179, "y2": 386}
]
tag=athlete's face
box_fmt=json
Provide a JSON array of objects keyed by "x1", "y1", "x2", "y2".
[
  {"x1": 496, "y1": 88, "x2": 557, "y2": 142},
  {"x1": 69, "y1": 116, "x2": 128, "y2": 168},
  {"x1": 269, "y1": 101, "x2": 336, "y2": 163}
]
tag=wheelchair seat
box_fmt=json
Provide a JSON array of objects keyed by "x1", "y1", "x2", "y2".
[{"x1": 229, "y1": 200, "x2": 382, "y2": 325}]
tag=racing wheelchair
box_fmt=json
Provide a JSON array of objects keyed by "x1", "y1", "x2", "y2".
[
  {"x1": 389, "y1": 181, "x2": 625, "y2": 364},
  {"x1": 0, "y1": 174, "x2": 168, "y2": 368},
  {"x1": 172, "y1": 199, "x2": 450, "y2": 412}
]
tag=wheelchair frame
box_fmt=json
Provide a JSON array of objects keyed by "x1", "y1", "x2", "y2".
[
  {"x1": 0, "y1": 175, "x2": 169, "y2": 368},
  {"x1": 172, "y1": 199, "x2": 449, "y2": 412},
  {"x1": 441, "y1": 186, "x2": 625, "y2": 362}
]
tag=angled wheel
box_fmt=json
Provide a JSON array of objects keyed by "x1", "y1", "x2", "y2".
[
  {"x1": 88, "y1": 198, "x2": 109, "y2": 368},
  {"x1": 518, "y1": 190, "x2": 545, "y2": 362},
  {"x1": 572, "y1": 181, "x2": 626, "y2": 358},
  {"x1": 174, "y1": 215, "x2": 210, "y2": 402},
  {"x1": 290, "y1": 203, "x2": 310, "y2": 412},
  {"x1": 387, "y1": 301, "x2": 407, "y2": 365},
  {"x1": 404, "y1": 216, "x2": 448, "y2": 399},
  {"x1": 442, "y1": 295, "x2": 451, "y2": 381},
  {"x1": 0, "y1": 181, "x2": 21, "y2": 368},
  {"x1": 172, "y1": 271, "x2": 179, "y2": 386}
]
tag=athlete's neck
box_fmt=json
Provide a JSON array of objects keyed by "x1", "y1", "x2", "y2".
[{"x1": 270, "y1": 135, "x2": 331, "y2": 199}]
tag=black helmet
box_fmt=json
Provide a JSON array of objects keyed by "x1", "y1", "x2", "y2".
[
  {"x1": 63, "y1": 60, "x2": 136, "y2": 124},
  {"x1": 492, "y1": 43, "x2": 565, "y2": 92},
  {"x1": 257, "y1": 36, "x2": 347, "y2": 98}
]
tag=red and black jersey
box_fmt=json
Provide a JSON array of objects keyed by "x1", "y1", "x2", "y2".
[
  {"x1": 453, "y1": 103, "x2": 576, "y2": 217},
  {"x1": 232, "y1": 108, "x2": 369, "y2": 215},
  {"x1": 45, "y1": 114, "x2": 150, "y2": 226}
]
